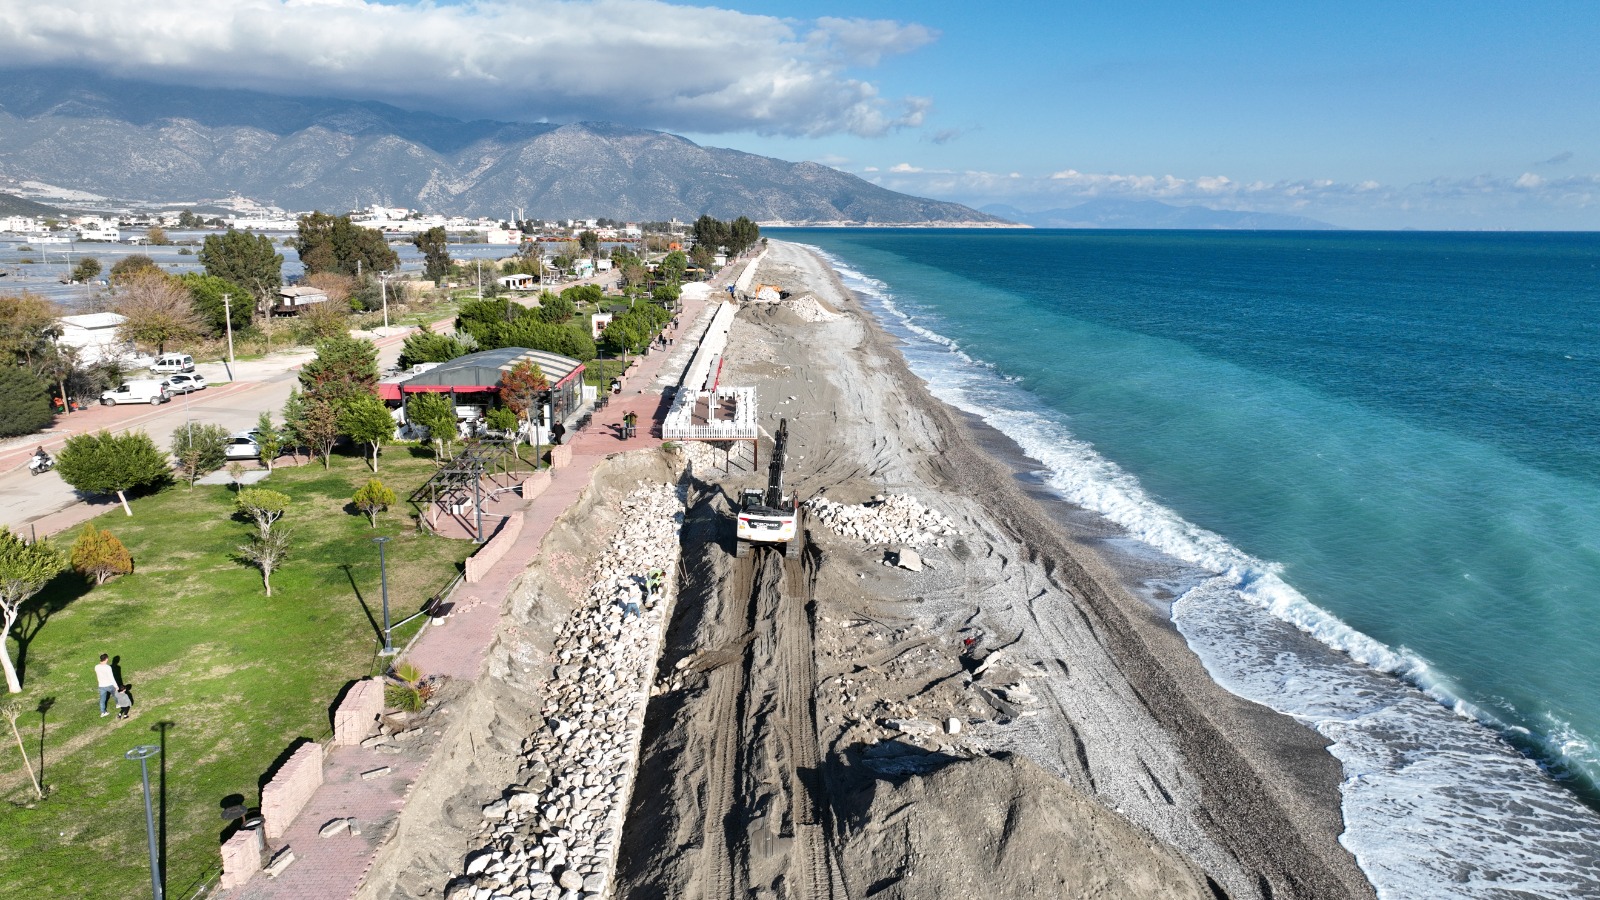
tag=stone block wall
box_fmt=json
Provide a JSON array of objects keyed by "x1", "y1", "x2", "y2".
[
  {"x1": 466, "y1": 512, "x2": 524, "y2": 583},
  {"x1": 333, "y1": 678, "x2": 385, "y2": 747},
  {"x1": 549, "y1": 444, "x2": 573, "y2": 469},
  {"x1": 522, "y1": 469, "x2": 552, "y2": 502},
  {"x1": 261, "y1": 741, "x2": 325, "y2": 840},
  {"x1": 219, "y1": 827, "x2": 263, "y2": 889}
]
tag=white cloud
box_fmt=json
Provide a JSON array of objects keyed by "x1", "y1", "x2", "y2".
[{"x1": 0, "y1": 0, "x2": 937, "y2": 137}]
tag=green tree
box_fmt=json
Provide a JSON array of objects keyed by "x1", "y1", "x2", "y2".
[
  {"x1": 115, "y1": 272, "x2": 205, "y2": 355},
  {"x1": 407, "y1": 391, "x2": 458, "y2": 458},
  {"x1": 0, "y1": 366, "x2": 52, "y2": 438},
  {"x1": 559, "y1": 284, "x2": 603, "y2": 307},
  {"x1": 690, "y1": 241, "x2": 716, "y2": 272},
  {"x1": 295, "y1": 211, "x2": 398, "y2": 277},
  {"x1": 0, "y1": 527, "x2": 67, "y2": 692},
  {"x1": 170, "y1": 423, "x2": 231, "y2": 488},
  {"x1": 109, "y1": 254, "x2": 161, "y2": 286},
  {"x1": 485, "y1": 406, "x2": 519, "y2": 435},
  {"x1": 234, "y1": 489, "x2": 292, "y2": 597},
  {"x1": 652, "y1": 282, "x2": 681, "y2": 305},
  {"x1": 254, "y1": 412, "x2": 284, "y2": 472},
  {"x1": 398, "y1": 327, "x2": 469, "y2": 369},
  {"x1": 69, "y1": 257, "x2": 101, "y2": 283},
  {"x1": 176, "y1": 210, "x2": 202, "y2": 229},
  {"x1": 280, "y1": 391, "x2": 307, "y2": 463},
  {"x1": 692, "y1": 214, "x2": 729, "y2": 253},
  {"x1": 535, "y1": 292, "x2": 575, "y2": 323},
  {"x1": 200, "y1": 229, "x2": 284, "y2": 308},
  {"x1": 578, "y1": 229, "x2": 600, "y2": 259},
  {"x1": 659, "y1": 249, "x2": 688, "y2": 284},
  {"x1": 299, "y1": 396, "x2": 341, "y2": 469},
  {"x1": 728, "y1": 216, "x2": 760, "y2": 255},
  {"x1": 179, "y1": 273, "x2": 252, "y2": 336},
  {"x1": 69, "y1": 523, "x2": 132, "y2": 586},
  {"x1": 352, "y1": 478, "x2": 396, "y2": 527},
  {"x1": 338, "y1": 393, "x2": 394, "y2": 472},
  {"x1": 55, "y1": 430, "x2": 170, "y2": 515},
  {"x1": 299, "y1": 335, "x2": 379, "y2": 410},
  {"x1": 235, "y1": 488, "x2": 290, "y2": 536},
  {"x1": 0, "y1": 293, "x2": 62, "y2": 372},
  {"x1": 413, "y1": 226, "x2": 452, "y2": 283}
]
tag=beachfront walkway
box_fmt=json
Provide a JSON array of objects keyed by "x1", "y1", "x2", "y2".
[{"x1": 217, "y1": 263, "x2": 744, "y2": 899}]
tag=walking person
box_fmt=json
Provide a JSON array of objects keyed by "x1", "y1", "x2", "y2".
[
  {"x1": 94, "y1": 653, "x2": 119, "y2": 717},
  {"x1": 114, "y1": 685, "x2": 133, "y2": 719},
  {"x1": 623, "y1": 411, "x2": 638, "y2": 440}
]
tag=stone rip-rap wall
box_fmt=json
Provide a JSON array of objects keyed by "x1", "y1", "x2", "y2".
[{"x1": 446, "y1": 482, "x2": 683, "y2": 900}]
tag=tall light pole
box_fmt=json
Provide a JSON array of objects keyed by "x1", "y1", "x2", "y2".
[
  {"x1": 378, "y1": 274, "x2": 391, "y2": 330},
  {"x1": 125, "y1": 744, "x2": 164, "y2": 900},
  {"x1": 220, "y1": 293, "x2": 236, "y2": 373},
  {"x1": 476, "y1": 259, "x2": 483, "y2": 301},
  {"x1": 373, "y1": 537, "x2": 393, "y2": 655}
]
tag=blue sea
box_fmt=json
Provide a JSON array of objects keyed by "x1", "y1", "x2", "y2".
[{"x1": 774, "y1": 228, "x2": 1600, "y2": 898}]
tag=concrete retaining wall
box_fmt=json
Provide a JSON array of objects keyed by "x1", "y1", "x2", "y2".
[
  {"x1": 261, "y1": 741, "x2": 325, "y2": 840},
  {"x1": 549, "y1": 444, "x2": 573, "y2": 469},
  {"x1": 522, "y1": 469, "x2": 552, "y2": 502},
  {"x1": 465, "y1": 512, "x2": 524, "y2": 583},
  {"x1": 332, "y1": 678, "x2": 385, "y2": 747},
  {"x1": 220, "y1": 826, "x2": 263, "y2": 889}
]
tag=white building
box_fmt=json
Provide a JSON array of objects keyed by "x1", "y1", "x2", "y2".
[
  {"x1": 57, "y1": 312, "x2": 131, "y2": 365},
  {"x1": 72, "y1": 217, "x2": 121, "y2": 242}
]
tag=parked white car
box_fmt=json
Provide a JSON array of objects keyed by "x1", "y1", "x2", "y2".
[
  {"x1": 165, "y1": 372, "x2": 208, "y2": 394},
  {"x1": 150, "y1": 353, "x2": 195, "y2": 374},
  {"x1": 223, "y1": 433, "x2": 261, "y2": 460},
  {"x1": 100, "y1": 379, "x2": 171, "y2": 406}
]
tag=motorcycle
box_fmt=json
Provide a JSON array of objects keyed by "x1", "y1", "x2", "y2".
[{"x1": 28, "y1": 453, "x2": 53, "y2": 476}]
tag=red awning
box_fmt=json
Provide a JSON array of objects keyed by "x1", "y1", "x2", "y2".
[{"x1": 379, "y1": 383, "x2": 498, "y2": 401}]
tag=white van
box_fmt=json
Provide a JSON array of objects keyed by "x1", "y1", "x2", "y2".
[
  {"x1": 150, "y1": 353, "x2": 195, "y2": 374},
  {"x1": 101, "y1": 379, "x2": 172, "y2": 406}
]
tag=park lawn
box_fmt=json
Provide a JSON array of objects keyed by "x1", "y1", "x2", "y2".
[{"x1": 0, "y1": 451, "x2": 472, "y2": 899}]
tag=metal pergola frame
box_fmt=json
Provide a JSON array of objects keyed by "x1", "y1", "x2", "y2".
[{"x1": 409, "y1": 436, "x2": 527, "y2": 540}]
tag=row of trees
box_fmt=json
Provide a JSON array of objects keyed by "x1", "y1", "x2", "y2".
[
  {"x1": 453, "y1": 296, "x2": 597, "y2": 361},
  {"x1": 692, "y1": 215, "x2": 761, "y2": 257}
]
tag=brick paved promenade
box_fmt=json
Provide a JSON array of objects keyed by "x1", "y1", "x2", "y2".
[{"x1": 217, "y1": 261, "x2": 747, "y2": 898}]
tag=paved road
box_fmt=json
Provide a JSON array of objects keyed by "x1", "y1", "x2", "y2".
[{"x1": 0, "y1": 326, "x2": 422, "y2": 536}]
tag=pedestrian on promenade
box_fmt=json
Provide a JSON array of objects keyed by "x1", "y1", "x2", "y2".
[
  {"x1": 94, "y1": 653, "x2": 120, "y2": 717},
  {"x1": 114, "y1": 686, "x2": 133, "y2": 719},
  {"x1": 551, "y1": 421, "x2": 566, "y2": 445},
  {"x1": 623, "y1": 411, "x2": 638, "y2": 439}
]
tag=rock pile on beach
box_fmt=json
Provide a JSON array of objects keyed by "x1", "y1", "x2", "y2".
[
  {"x1": 447, "y1": 483, "x2": 683, "y2": 900},
  {"x1": 805, "y1": 493, "x2": 959, "y2": 547},
  {"x1": 781, "y1": 293, "x2": 841, "y2": 322}
]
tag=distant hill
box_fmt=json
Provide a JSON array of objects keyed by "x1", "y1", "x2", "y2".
[
  {"x1": 0, "y1": 68, "x2": 1004, "y2": 226},
  {"x1": 981, "y1": 199, "x2": 1338, "y2": 230},
  {"x1": 0, "y1": 191, "x2": 66, "y2": 219}
]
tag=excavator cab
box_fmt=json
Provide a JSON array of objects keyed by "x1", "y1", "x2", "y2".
[{"x1": 734, "y1": 419, "x2": 802, "y2": 558}]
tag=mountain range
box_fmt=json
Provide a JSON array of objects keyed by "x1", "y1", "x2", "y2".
[
  {"x1": 980, "y1": 199, "x2": 1338, "y2": 230},
  {"x1": 0, "y1": 68, "x2": 1005, "y2": 226}
]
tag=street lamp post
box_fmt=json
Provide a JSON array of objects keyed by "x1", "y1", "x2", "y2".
[
  {"x1": 373, "y1": 537, "x2": 393, "y2": 655},
  {"x1": 220, "y1": 293, "x2": 236, "y2": 373},
  {"x1": 125, "y1": 744, "x2": 164, "y2": 900},
  {"x1": 378, "y1": 274, "x2": 391, "y2": 330}
]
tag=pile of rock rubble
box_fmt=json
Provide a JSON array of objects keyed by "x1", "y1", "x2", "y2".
[
  {"x1": 781, "y1": 293, "x2": 842, "y2": 322},
  {"x1": 805, "y1": 493, "x2": 959, "y2": 547},
  {"x1": 448, "y1": 483, "x2": 683, "y2": 900}
]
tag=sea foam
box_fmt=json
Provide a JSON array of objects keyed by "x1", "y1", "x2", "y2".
[{"x1": 804, "y1": 243, "x2": 1600, "y2": 898}]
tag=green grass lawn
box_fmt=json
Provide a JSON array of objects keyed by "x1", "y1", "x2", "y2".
[{"x1": 0, "y1": 451, "x2": 473, "y2": 899}]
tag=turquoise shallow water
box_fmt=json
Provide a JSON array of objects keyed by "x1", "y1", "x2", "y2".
[{"x1": 774, "y1": 228, "x2": 1600, "y2": 897}]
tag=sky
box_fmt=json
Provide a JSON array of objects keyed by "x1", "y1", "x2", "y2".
[{"x1": 1, "y1": 0, "x2": 1596, "y2": 229}]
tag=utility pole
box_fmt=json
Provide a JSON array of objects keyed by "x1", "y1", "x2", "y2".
[
  {"x1": 476, "y1": 260, "x2": 483, "y2": 301},
  {"x1": 221, "y1": 293, "x2": 236, "y2": 373},
  {"x1": 378, "y1": 274, "x2": 391, "y2": 329}
]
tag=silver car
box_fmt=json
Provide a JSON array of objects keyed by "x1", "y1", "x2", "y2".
[{"x1": 223, "y1": 433, "x2": 260, "y2": 460}]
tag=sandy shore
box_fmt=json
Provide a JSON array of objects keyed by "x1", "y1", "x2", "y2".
[{"x1": 614, "y1": 240, "x2": 1376, "y2": 899}]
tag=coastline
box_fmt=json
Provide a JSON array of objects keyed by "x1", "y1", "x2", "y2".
[{"x1": 719, "y1": 241, "x2": 1372, "y2": 898}]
